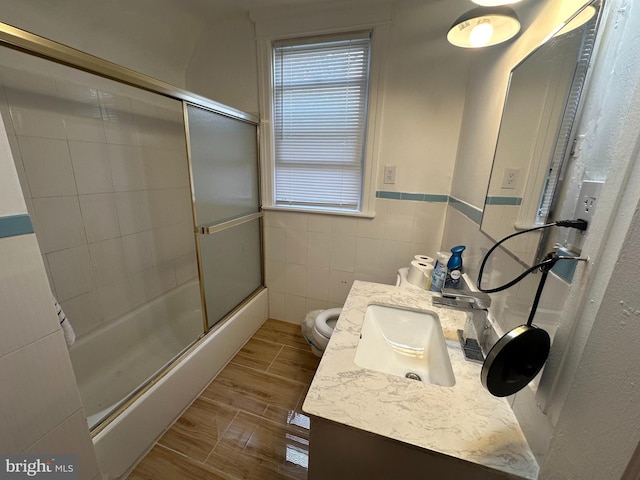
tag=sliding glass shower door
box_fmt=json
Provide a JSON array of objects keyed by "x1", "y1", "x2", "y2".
[{"x1": 186, "y1": 104, "x2": 263, "y2": 329}]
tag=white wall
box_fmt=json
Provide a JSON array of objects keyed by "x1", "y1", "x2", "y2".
[
  {"x1": 0, "y1": 110, "x2": 100, "y2": 479},
  {"x1": 186, "y1": 14, "x2": 260, "y2": 116},
  {"x1": 541, "y1": 182, "x2": 640, "y2": 478},
  {"x1": 374, "y1": 0, "x2": 470, "y2": 195},
  {"x1": 0, "y1": 0, "x2": 206, "y2": 88},
  {"x1": 538, "y1": 1, "x2": 640, "y2": 476}
]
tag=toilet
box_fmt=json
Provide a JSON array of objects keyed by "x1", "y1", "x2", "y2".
[
  {"x1": 303, "y1": 271, "x2": 412, "y2": 356},
  {"x1": 302, "y1": 307, "x2": 343, "y2": 357}
]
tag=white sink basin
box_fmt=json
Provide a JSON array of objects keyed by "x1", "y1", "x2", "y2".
[{"x1": 354, "y1": 304, "x2": 455, "y2": 387}]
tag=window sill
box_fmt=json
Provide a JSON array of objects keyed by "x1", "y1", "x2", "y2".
[{"x1": 261, "y1": 205, "x2": 376, "y2": 219}]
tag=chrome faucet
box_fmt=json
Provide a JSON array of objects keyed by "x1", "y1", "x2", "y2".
[
  {"x1": 432, "y1": 287, "x2": 492, "y2": 363},
  {"x1": 433, "y1": 287, "x2": 492, "y2": 310}
]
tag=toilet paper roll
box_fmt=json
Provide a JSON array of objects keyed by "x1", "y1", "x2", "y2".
[
  {"x1": 407, "y1": 261, "x2": 434, "y2": 289},
  {"x1": 413, "y1": 254, "x2": 435, "y2": 265}
]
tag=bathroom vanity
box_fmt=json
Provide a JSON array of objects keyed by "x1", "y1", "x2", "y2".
[{"x1": 302, "y1": 281, "x2": 538, "y2": 480}]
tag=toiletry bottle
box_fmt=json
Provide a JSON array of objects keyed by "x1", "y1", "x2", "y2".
[
  {"x1": 430, "y1": 251, "x2": 451, "y2": 292},
  {"x1": 444, "y1": 245, "x2": 465, "y2": 288}
]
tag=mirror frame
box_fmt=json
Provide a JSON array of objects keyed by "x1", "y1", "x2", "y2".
[{"x1": 480, "y1": 0, "x2": 604, "y2": 267}]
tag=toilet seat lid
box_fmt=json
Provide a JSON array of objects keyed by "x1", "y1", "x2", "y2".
[{"x1": 315, "y1": 308, "x2": 343, "y2": 338}]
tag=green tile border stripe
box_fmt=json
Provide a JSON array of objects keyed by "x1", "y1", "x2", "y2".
[
  {"x1": 376, "y1": 191, "x2": 448, "y2": 202},
  {"x1": 0, "y1": 214, "x2": 34, "y2": 238},
  {"x1": 376, "y1": 191, "x2": 402, "y2": 200},
  {"x1": 375, "y1": 191, "x2": 484, "y2": 224},
  {"x1": 552, "y1": 247, "x2": 578, "y2": 284},
  {"x1": 485, "y1": 196, "x2": 523, "y2": 206},
  {"x1": 448, "y1": 196, "x2": 483, "y2": 225}
]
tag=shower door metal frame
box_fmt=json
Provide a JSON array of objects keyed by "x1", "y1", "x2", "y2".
[
  {"x1": 0, "y1": 22, "x2": 258, "y2": 124},
  {"x1": 0, "y1": 20, "x2": 266, "y2": 426},
  {"x1": 182, "y1": 101, "x2": 264, "y2": 333}
]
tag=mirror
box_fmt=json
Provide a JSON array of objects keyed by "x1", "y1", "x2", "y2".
[{"x1": 480, "y1": 1, "x2": 603, "y2": 266}]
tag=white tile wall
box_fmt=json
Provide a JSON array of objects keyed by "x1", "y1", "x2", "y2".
[
  {"x1": 62, "y1": 291, "x2": 101, "y2": 338},
  {"x1": 25, "y1": 410, "x2": 100, "y2": 479},
  {"x1": 99, "y1": 92, "x2": 138, "y2": 146},
  {"x1": 0, "y1": 235, "x2": 99, "y2": 476},
  {"x1": 96, "y1": 279, "x2": 135, "y2": 323},
  {"x1": 46, "y1": 245, "x2": 94, "y2": 302},
  {"x1": 114, "y1": 190, "x2": 152, "y2": 235},
  {"x1": 285, "y1": 263, "x2": 308, "y2": 297},
  {"x1": 0, "y1": 235, "x2": 60, "y2": 357},
  {"x1": 0, "y1": 330, "x2": 84, "y2": 453},
  {"x1": 69, "y1": 140, "x2": 113, "y2": 194},
  {"x1": 108, "y1": 144, "x2": 145, "y2": 191},
  {"x1": 58, "y1": 82, "x2": 106, "y2": 144},
  {"x1": 1, "y1": 64, "x2": 199, "y2": 341},
  {"x1": 263, "y1": 198, "x2": 446, "y2": 323},
  {"x1": 307, "y1": 231, "x2": 332, "y2": 267},
  {"x1": 175, "y1": 252, "x2": 199, "y2": 285},
  {"x1": 89, "y1": 237, "x2": 128, "y2": 287},
  {"x1": 122, "y1": 230, "x2": 155, "y2": 275},
  {"x1": 2, "y1": 69, "x2": 67, "y2": 140},
  {"x1": 18, "y1": 136, "x2": 76, "y2": 197},
  {"x1": 31, "y1": 196, "x2": 86, "y2": 253},
  {"x1": 79, "y1": 193, "x2": 121, "y2": 243},
  {"x1": 171, "y1": 221, "x2": 197, "y2": 258}
]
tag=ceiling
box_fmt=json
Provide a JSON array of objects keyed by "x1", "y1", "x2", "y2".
[
  {"x1": 157, "y1": 0, "x2": 464, "y2": 24},
  {"x1": 0, "y1": 0, "x2": 542, "y2": 88}
]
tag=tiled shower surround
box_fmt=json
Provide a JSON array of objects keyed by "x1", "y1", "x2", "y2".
[{"x1": 0, "y1": 60, "x2": 198, "y2": 339}]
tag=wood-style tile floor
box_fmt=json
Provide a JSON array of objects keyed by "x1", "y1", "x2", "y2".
[{"x1": 129, "y1": 319, "x2": 320, "y2": 480}]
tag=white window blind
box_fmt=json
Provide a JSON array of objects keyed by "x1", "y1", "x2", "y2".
[{"x1": 273, "y1": 32, "x2": 371, "y2": 211}]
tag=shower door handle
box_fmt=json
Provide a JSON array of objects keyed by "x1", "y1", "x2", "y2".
[{"x1": 197, "y1": 212, "x2": 263, "y2": 235}]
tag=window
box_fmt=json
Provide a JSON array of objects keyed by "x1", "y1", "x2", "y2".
[{"x1": 271, "y1": 32, "x2": 372, "y2": 213}]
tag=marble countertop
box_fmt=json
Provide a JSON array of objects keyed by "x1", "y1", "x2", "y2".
[{"x1": 302, "y1": 280, "x2": 539, "y2": 480}]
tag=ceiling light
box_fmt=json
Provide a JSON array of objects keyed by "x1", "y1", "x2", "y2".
[
  {"x1": 447, "y1": 7, "x2": 521, "y2": 48},
  {"x1": 472, "y1": 0, "x2": 524, "y2": 5},
  {"x1": 555, "y1": 5, "x2": 596, "y2": 36}
]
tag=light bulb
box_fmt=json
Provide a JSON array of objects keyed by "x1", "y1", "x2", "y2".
[
  {"x1": 469, "y1": 22, "x2": 494, "y2": 47},
  {"x1": 447, "y1": 6, "x2": 520, "y2": 48}
]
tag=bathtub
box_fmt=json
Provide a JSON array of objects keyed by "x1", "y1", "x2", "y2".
[
  {"x1": 69, "y1": 280, "x2": 205, "y2": 429},
  {"x1": 72, "y1": 281, "x2": 268, "y2": 479}
]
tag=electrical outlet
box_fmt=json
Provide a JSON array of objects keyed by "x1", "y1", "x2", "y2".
[
  {"x1": 383, "y1": 165, "x2": 397, "y2": 184},
  {"x1": 501, "y1": 168, "x2": 519, "y2": 189},
  {"x1": 574, "y1": 180, "x2": 603, "y2": 223},
  {"x1": 567, "y1": 180, "x2": 603, "y2": 252}
]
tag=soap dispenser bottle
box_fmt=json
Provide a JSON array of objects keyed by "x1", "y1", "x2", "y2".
[{"x1": 444, "y1": 245, "x2": 465, "y2": 288}]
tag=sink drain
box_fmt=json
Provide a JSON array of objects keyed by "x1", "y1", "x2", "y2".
[{"x1": 405, "y1": 372, "x2": 422, "y2": 381}]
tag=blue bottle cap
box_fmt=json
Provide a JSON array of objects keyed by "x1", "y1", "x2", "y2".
[{"x1": 451, "y1": 245, "x2": 466, "y2": 253}]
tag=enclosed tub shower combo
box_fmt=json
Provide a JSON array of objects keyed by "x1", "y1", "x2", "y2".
[{"x1": 0, "y1": 23, "x2": 267, "y2": 478}]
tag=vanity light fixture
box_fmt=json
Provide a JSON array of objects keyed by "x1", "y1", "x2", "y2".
[{"x1": 447, "y1": 6, "x2": 521, "y2": 48}]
